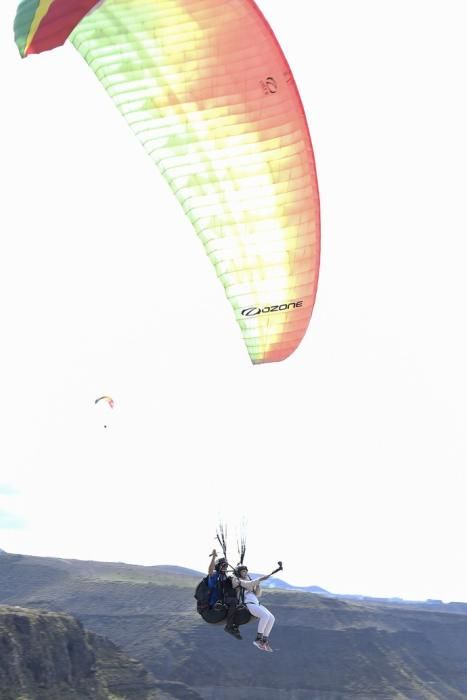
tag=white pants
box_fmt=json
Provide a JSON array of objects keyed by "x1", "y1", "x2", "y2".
[{"x1": 246, "y1": 602, "x2": 275, "y2": 637}]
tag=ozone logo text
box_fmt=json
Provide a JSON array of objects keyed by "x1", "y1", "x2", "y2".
[{"x1": 241, "y1": 300, "x2": 303, "y2": 317}]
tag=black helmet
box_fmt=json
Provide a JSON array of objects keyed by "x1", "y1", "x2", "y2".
[{"x1": 215, "y1": 558, "x2": 228, "y2": 572}]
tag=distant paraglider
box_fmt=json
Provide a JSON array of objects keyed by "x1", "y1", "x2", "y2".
[
  {"x1": 94, "y1": 396, "x2": 114, "y2": 409},
  {"x1": 94, "y1": 395, "x2": 114, "y2": 428}
]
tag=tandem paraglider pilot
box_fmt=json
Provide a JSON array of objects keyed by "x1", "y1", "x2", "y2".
[{"x1": 207, "y1": 550, "x2": 242, "y2": 639}]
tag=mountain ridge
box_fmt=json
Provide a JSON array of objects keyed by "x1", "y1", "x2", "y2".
[{"x1": 2, "y1": 550, "x2": 464, "y2": 608}]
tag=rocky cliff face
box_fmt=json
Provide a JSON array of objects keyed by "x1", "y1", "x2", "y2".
[
  {"x1": 0, "y1": 605, "x2": 103, "y2": 700},
  {"x1": 0, "y1": 605, "x2": 200, "y2": 700}
]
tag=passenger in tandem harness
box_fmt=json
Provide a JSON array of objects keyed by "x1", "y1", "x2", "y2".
[{"x1": 233, "y1": 563, "x2": 280, "y2": 652}]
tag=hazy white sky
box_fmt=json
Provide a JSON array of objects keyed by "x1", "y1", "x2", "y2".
[{"x1": 0, "y1": 0, "x2": 466, "y2": 603}]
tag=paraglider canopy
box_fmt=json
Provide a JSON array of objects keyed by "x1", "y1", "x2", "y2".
[
  {"x1": 94, "y1": 395, "x2": 114, "y2": 409},
  {"x1": 14, "y1": 0, "x2": 320, "y2": 364},
  {"x1": 94, "y1": 395, "x2": 114, "y2": 427}
]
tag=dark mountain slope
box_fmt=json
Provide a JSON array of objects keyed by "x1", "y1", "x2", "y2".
[{"x1": 0, "y1": 552, "x2": 466, "y2": 699}]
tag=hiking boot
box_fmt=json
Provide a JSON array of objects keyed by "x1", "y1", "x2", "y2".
[{"x1": 225, "y1": 625, "x2": 242, "y2": 640}]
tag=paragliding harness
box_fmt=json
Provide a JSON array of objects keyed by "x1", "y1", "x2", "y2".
[{"x1": 194, "y1": 573, "x2": 251, "y2": 625}]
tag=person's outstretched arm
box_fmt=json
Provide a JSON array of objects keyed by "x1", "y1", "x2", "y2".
[{"x1": 208, "y1": 549, "x2": 217, "y2": 576}]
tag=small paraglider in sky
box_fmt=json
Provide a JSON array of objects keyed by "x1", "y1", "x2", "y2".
[
  {"x1": 94, "y1": 395, "x2": 114, "y2": 428},
  {"x1": 94, "y1": 396, "x2": 114, "y2": 409}
]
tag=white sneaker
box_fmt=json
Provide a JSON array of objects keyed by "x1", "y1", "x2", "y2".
[
  {"x1": 253, "y1": 639, "x2": 266, "y2": 651},
  {"x1": 262, "y1": 640, "x2": 273, "y2": 652}
]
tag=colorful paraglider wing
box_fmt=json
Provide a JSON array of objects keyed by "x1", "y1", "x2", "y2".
[
  {"x1": 94, "y1": 395, "x2": 114, "y2": 409},
  {"x1": 14, "y1": 0, "x2": 103, "y2": 56},
  {"x1": 14, "y1": 0, "x2": 320, "y2": 364}
]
